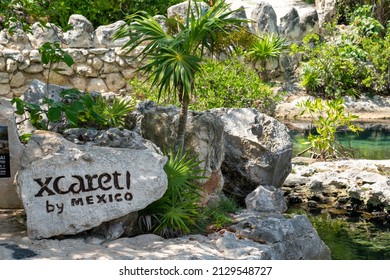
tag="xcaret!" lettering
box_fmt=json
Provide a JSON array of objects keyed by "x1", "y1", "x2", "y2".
[{"x1": 33, "y1": 171, "x2": 131, "y2": 197}]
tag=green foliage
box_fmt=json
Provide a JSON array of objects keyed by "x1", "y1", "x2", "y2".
[
  {"x1": 0, "y1": 0, "x2": 42, "y2": 33},
  {"x1": 210, "y1": 27, "x2": 256, "y2": 54},
  {"x1": 337, "y1": 0, "x2": 390, "y2": 29},
  {"x1": 192, "y1": 56, "x2": 283, "y2": 115},
  {"x1": 308, "y1": 213, "x2": 390, "y2": 260},
  {"x1": 39, "y1": 42, "x2": 74, "y2": 90},
  {"x1": 350, "y1": 5, "x2": 384, "y2": 37},
  {"x1": 295, "y1": 11, "x2": 390, "y2": 98},
  {"x1": 129, "y1": 56, "x2": 283, "y2": 116},
  {"x1": 297, "y1": 97, "x2": 363, "y2": 160},
  {"x1": 247, "y1": 33, "x2": 288, "y2": 80},
  {"x1": 300, "y1": 65, "x2": 322, "y2": 94},
  {"x1": 94, "y1": 96, "x2": 135, "y2": 128},
  {"x1": 139, "y1": 148, "x2": 205, "y2": 238},
  {"x1": 198, "y1": 195, "x2": 241, "y2": 232},
  {"x1": 12, "y1": 89, "x2": 134, "y2": 131}
]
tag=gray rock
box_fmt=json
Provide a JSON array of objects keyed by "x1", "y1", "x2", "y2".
[
  {"x1": 283, "y1": 159, "x2": 390, "y2": 212},
  {"x1": 22, "y1": 79, "x2": 70, "y2": 104},
  {"x1": 212, "y1": 108, "x2": 292, "y2": 201},
  {"x1": 63, "y1": 14, "x2": 94, "y2": 48},
  {"x1": 279, "y1": 8, "x2": 301, "y2": 41},
  {"x1": 167, "y1": 1, "x2": 210, "y2": 20},
  {"x1": 315, "y1": 0, "x2": 337, "y2": 25},
  {"x1": 140, "y1": 106, "x2": 225, "y2": 184},
  {"x1": 27, "y1": 23, "x2": 63, "y2": 49},
  {"x1": 0, "y1": 25, "x2": 32, "y2": 50},
  {"x1": 63, "y1": 127, "x2": 161, "y2": 153},
  {"x1": 230, "y1": 211, "x2": 331, "y2": 260},
  {"x1": 245, "y1": 185, "x2": 287, "y2": 214},
  {"x1": 90, "y1": 212, "x2": 139, "y2": 241},
  {"x1": 0, "y1": 100, "x2": 24, "y2": 208},
  {"x1": 300, "y1": 10, "x2": 319, "y2": 37},
  {"x1": 251, "y1": 2, "x2": 278, "y2": 34},
  {"x1": 16, "y1": 130, "x2": 167, "y2": 239},
  {"x1": 93, "y1": 21, "x2": 128, "y2": 48}
]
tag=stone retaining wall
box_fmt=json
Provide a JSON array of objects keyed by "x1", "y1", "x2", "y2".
[
  {"x1": 0, "y1": 1, "x2": 322, "y2": 99},
  {"x1": 0, "y1": 15, "x2": 141, "y2": 99}
]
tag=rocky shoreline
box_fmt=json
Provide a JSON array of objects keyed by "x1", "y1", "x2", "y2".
[{"x1": 283, "y1": 158, "x2": 390, "y2": 218}]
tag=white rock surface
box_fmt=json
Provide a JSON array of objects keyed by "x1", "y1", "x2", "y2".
[
  {"x1": 246, "y1": 185, "x2": 287, "y2": 213},
  {"x1": 0, "y1": 100, "x2": 24, "y2": 208},
  {"x1": 0, "y1": 209, "x2": 330, "y2": 260},
  {"x1": 17, "y1": 131, "x2": 167, "y2": 239}
]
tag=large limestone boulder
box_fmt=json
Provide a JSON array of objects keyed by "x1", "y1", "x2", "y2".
[
  {"x1": 230, "y1": 211, "x2": 331, "y2": 260},
  {"x1": 0, "y1": 100, "x2": 23, "y2": 208},
  {"x1": 93, "y1": 21, "x2": 128, "y2": 48},
  {"x1": 251, "y1": 2, "x2": 278, "y2": 34},
  {"x1": 17, "y1": 131, "x2": 167, "y2": 239},
  {"x1": 63, "y1": 14, "x2": 94, "y2": 48},
  {"x1": 315, "y1": 0, "x2": 337, "y2": 25},
  {"x1": 300, "y1": 10, "x2": 320, "y2": 37},
  {"x1": 279, "y1": 8, "x2": 301, "y2": 41},
  {"x1": 27, "y1": 23, "x2": 63, "y2": 49},
  {"x1": 212, "y1": 108, "x2": 292, "y2": 201},
  {"x1": 167, "y1": 1, "x2": 210, "y2": 20},
  {"x1": 284, "y1": 159, "x2": 390, "y2": 213},
  {"x1": 140, "y1": 105, "x2": 225, "y2": 187}
]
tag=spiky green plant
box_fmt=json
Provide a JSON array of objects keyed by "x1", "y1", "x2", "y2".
[
  {"x1": 301, "y1": 64, "x2": 323, "y2": 94},
  {"x1": 247, "y1": 33, "x2": 288, "y2": 80},
  {"x1": 139, "y1": 148, "x2": 205, "y2": 238},
  {"x1": 95, "y1": 96, "x2": 135, "y2": 128}
]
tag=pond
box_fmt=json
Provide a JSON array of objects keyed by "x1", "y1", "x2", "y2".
[
  {"x1": 287, "y1": 122, "x2": 390, "y2": 259},
  {"x1": 287, "y1": 209, "x2": 390, "y2": 260},
  {"x1": 290, "y1": 123, "x2": 390, "y2": 160}
]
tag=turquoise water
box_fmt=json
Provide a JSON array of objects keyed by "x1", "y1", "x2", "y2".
[
  {"x1": 286, "y1": 209, "x2": 390, "y2": 260},
  {"x1": 291, "y1": 126, "x2": 390, "y2": 160}
]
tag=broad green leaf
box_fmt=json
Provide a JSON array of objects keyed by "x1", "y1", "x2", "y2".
[{"x1": 47, "y1": 106, "x2": 62, "y2": 122}]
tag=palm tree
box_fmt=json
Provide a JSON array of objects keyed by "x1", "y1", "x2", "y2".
[{"x1": 114, "y1": 0, "x2": 245, "y2": 152}]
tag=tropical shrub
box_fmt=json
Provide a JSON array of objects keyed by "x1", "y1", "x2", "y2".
[
  {"x1": 337, "y1": 0, "x2": 390, "y2": 28},
  {"x1": 12, "y1": 89, "x2": 134, "y2": 131},
  {"x1": 39, "y1": 42, "x2": 74, "y2": 89},
  {"x1": 139, "y1": 148, "x2": 205, "y2": 238},
  {"x1": 130, "y1": 55, "x2": 283, "y2": 116},
  {"x1": 294, "y1": 6, "x2": 390, "y2": 98},
  {"x1": 192, "y1": 56, "x2": 283, "y2": 115},
  {"x1": 297, "y1": 97, "x2": 363, "y2": 160}
]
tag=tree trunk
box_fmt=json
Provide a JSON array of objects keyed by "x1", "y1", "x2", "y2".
[{"x1": 175, "y1": 98, "x2": 189, "y2": 155}]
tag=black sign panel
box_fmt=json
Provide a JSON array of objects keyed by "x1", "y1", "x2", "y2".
[{"x1": 0, "y1": 125, "x2": 10, "y2": 178}]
